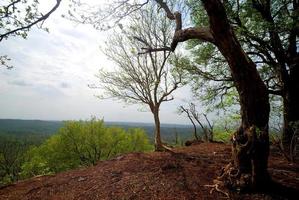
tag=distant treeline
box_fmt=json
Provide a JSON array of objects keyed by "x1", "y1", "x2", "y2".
[
  {"x1": 0, "y1": 119, "x2": 63, "y2": 135},
  {"x1": 0, "y1": 119, "x2": 195, "y2": 144}
]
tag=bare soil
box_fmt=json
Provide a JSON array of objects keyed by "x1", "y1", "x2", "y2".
[{"x1": 0, "y1": 143, "x2": 298, "y2": 200}]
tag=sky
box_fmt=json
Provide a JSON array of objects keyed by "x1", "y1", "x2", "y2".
[{"x1": 0, "y1": 0, "x2": 196, "y2": 124}]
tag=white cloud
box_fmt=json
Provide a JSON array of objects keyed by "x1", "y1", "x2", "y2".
[{"x1": 7, "y1": 79, "x2": 32, "y2": 87}]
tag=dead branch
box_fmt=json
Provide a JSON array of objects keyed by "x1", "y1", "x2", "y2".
[{"x1": 179, "y1": 105, "x2": 199, "y2": 140}]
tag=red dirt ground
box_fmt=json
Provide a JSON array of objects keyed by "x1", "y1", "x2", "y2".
[{"x1": 0, "y1": 143, "x2": 298, "y2": 200}]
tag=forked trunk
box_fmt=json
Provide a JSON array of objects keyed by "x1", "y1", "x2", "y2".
[{"x1": 202, "y1": 0, "x2": 270, "y2": 190}]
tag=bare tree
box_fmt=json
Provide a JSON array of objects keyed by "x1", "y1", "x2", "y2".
[
  {"x1": 96, "y1": 5, "x2": 182, "y2": 151},
  {"x1": 178, "y1": 105, "x2": 199, "y2": 140},
  {"x1": 179, "y1": 103, "x2": 214, "y2": 142},
  {"x1": 202, "y1": 113, "x2": 214, "y2": 141}
]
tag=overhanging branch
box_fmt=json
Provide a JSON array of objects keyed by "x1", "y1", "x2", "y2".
[
  {"x1": 171, "y1": 27, "x2": 215, "y2": 51},
  {"x1": 0, "y1": 0, "x2": 61, "y2": 42},
  {"x1": 148, "y1": 0, "x2": 215, "y2": 53}
]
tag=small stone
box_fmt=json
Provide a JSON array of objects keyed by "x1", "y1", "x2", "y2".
[{"x1": 78, "y1": 177, "x2": 86, "y2": 182}]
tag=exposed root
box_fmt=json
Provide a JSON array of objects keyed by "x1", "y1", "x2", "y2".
[
  {"x1": 204, "y1": 180, "x2": 230, "y2": 199},
  {"x1": 155, "y1": 144, "x2": 174, "y2": 152},
  {"x1": 220, "y1": 163, "x2": 252, "y2": 191},
  {"x1": 162, "y1": 144, "x2": 174, "y2": 152}
]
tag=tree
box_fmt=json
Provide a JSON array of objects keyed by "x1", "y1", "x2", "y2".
[
  {"x1": 96, "y1": 5, "x2": 182, "y2": 151},
  {"x1": 186, "y1": 0, "x2": 299, "y2": 156},
  {"x1": 178, "y1": 105, "x2": 199, "y2": 141},
  {"x1": 69, "y1": 0, "x2": 271, "y2": 190},
  {"x1": 231, "y1": 0, "x2": 299, "y2": 155},
  {"x1": 0, "y1": 0, "x2": 61, "y2": 68},
  {"x1": 152, "y1": 0, "x2": 270, "y2": 190},
  {"x1": 0, "y1": 136, "x2": 28, "y2": 185},
  {"x1": 179, "y1": 103, "x2": 214, "y2": 141}
]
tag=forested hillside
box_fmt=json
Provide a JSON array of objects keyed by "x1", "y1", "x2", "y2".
[
  {"x1": 0, "y1": 119, "x2": 63, "y2": 135},
  {"x1": 0, "y1": 119, "x2": 194, "y2": 143},
  {"x1": 0, "y1": 119, "x2": 154, "y2": 186}
]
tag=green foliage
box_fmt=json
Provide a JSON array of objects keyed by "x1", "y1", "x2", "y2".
[
  {"x1": 179, "y1": 40, "x2": 237, "y2": 115},
  {"x1": 183, "y1": 0, "x2": 295, "y2": 130},
  {"x1": 0, "y1": 135, "x2": 31, "y2": 186},
  {"x1": 0, "y1": 0, "x2": 61, "y2": 41},
  {"x1": 21, "y1": 118, "x2": 152, "y2": 178},
  {"x1": 213, "y1": 131, "x2": 232, "y2": 143},
  {"x1": 211, "y1": 114, "x2": 240, "y2": 143},
  {"x1": 20, "y1": 146, "x2": 52, "y2": 178},
  {"x1": 0, "y1": 122, "x2": 193, "y2": 186},
  {"x1": 1, "y1": 0, "x2": 39, "y2": 40}
]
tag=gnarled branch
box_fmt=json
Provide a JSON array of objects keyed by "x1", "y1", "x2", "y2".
[{"x1": 149, "y1": 0, "x2": 215, "y2": 53}]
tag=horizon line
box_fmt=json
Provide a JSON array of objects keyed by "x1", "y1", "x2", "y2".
[{"x1": 0, "y1": 118, "x2": 192, "y2": 126}]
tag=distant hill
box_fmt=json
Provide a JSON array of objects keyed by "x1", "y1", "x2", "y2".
[
  {"x1": 0, "y1": 119, "x2": 194, "y2": 142},
  {"x1": 0, "y1": 119, "x2": 63, "y2": 135},
  {"x1": 106, "y1": 121, "x2": 194, "y2": 143}
]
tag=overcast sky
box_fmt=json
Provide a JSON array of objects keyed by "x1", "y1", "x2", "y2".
[{"x1": 0, "y1": 0, "x2": 196, "y2": 124}]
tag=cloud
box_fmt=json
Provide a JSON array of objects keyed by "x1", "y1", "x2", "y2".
[
  {"x1": 7, "y1": 80, "x2": 32, "y2": 87},
  {"x1": 60, "y1": 82, "x2": 70, "y2": 88},
  {"x1": 33, "y1": 84, "x2": 66, "y2": 97}
]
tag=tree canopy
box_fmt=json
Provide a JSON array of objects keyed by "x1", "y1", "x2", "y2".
[{"x1": 96, "y1": 4, "x2": 183, "y2": 151}]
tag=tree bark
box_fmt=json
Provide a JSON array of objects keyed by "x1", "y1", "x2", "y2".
[
  {"x1": 282, "y1": 57, "x2": 299, "y2": 155},
  {"x1": 153, "y1": 107, "x2": 164, "y2": 151},
  {"x1": 282, "y1": 0, "x2": 299, "y2": 153},
  {"x1": 201, "y1": 0, "x2": 270, "y2": 190}
]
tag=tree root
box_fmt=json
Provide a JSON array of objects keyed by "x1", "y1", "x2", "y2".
[
  {"x1": 162, "y1": 144, "x2": 173, "y2": 152},
  {"x1": 204, "y1": 179, "x2": 230, "y2": 199},
  {"x1": 155, "y1": 144, "x2": 174, "y2": 152},
  {"x1": 216, "y1": 161, "x2": 252, "y2": 192},
  {"x1": 203, "y1": 161, "x2": 247, "y2": 199}
]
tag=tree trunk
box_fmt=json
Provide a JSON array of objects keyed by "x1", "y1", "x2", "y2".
[
  {"x1": 282, "y1": 57, "x2": 299, "y2": 156},
  {"x1": 202, "y1": 0, "x2": 270, "y2": 190},
  {"x1": 251, "y1": 0, "x2": 299, "y2": 160},
  {"x1": 153, "y1": 107, "x2": 164, "y2": 151},
  {"x1": 282, "y1": 0, "x2": 299, "y2": 150}
]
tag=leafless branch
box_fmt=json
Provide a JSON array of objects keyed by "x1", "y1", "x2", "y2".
[{"x1": 179, "y1": 105, "x2": 199, "y2": 140}]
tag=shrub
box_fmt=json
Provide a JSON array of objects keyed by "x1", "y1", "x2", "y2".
[{"x1": 21, "y1": 118, "x2": 152, "y2": 177}]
